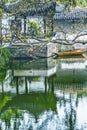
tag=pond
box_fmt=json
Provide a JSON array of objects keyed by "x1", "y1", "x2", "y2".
[{"x1": 0, "y1": 55, "x2": 87, "y2": 130}]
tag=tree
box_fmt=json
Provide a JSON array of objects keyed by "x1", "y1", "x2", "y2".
[{"x1": 0, "y1": 8, "x2": 3, "y2": 45}]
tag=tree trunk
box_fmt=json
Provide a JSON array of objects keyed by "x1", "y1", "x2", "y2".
[
  {"x1": 51, "y1": 17, "x2": 54, "y2": 35},
  {"x1": 24, "y1": 16, "x2": 27, "y2": 35},
  {"x1": 43, "y1": 17, "x2": 46, "y2": 37},
  {"x1": 0, "y1": 16, "x2": 2, "y2": 46}
]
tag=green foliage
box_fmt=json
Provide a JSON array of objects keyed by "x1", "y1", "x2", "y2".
[
  {"x1": 3, "y1": 37, "x2": 11, "y2": 43},
  {"x1": 1, "y1": 108, "x2": 22, "y2": 123},
  {"x1": 0, "y1": 8, "x2": 3, "y2": 17},
  {"x1": 56, "y1": 0, "x2": 87, "y2": 7},
  {"x1": 7, "y1": 0, "x2": 17, "y2": 2},
  {"x1": 0, "y1": 48, "x2": 11, "y2": 70},
  {"x1": 0, "y1": 95, "x2": 12, "y2": 111},
  {"x1": 77, "y1": 0, "x2": 87, "y2": 7},
  {"x1": 3, "y1": 0, "x2": 17, "y2": 3},
  {"x1": 0, "y1": 48, "x2": 11, "y2": 81},
  {"x1": 44, "y1": 37, "x2": 51, "y2": 42},
  {"x1": 0, "y1": 69, "x2": 6, "y2": 82},
  {"x1": 28, "y1": 21, "x2": 40, "y2": 36},
  {"x1": 77, "y1": 89, "x2": 87, "y2": 97}
]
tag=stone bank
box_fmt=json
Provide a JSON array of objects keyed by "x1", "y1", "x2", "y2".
[{"x1": 9, "y1": 42, "x2": 57, "y2": 59}]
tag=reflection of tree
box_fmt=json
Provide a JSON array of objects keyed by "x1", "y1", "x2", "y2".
[
  {"x1": 4, "y1": 93, "x2": 57, "y2": 117},
  {"x1": 0, "y1": 70, "x2": 6, "y2": 82},
  {"x1": 0, "y1": 95, "x2": 12, "y2": 113},
  {"x1": 0, "y1": 48, "x2": 11, "y2": 83},
  {"x1": 77, "y1": 89, "x2": 87, "y2": 98},
  {"x1": 0, "y1": 91, "x2": 57, "y2": 129},
  {"x1": 48, "y1": 74, "x2": 80, "y2": 130},
  {"x1": 63, "y1": 94, "x2": 77, "y2": 130},
  {"x1": 0, "y1": 108, "x2": 22, "y2": 130},
  {"x1": 48, "y1": 76, "x2": 54, "y2": 93}
]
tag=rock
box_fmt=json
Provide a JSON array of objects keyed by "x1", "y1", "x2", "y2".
[{"x1": 72, "y1": 43, "x2": 86, "y2": 50}]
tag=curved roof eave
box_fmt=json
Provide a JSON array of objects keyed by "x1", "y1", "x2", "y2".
[{"x1": 5, "y1": 1, "x2": 56, "y2": 17}]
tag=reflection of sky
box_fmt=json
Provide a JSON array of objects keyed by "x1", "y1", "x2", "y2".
[
  {"x1": 62, "y1": 62, "x2": 85, "y2": 69},
  {"x1": 56, "y1": 90, "x2": 87, "y2": 130},
  {"x1": 0, "y1": 111, "x2": 60, "y2": 130},
  {"x1": 61, "y1": 61, "x2": 87, "y2": 69},
  {"x1": 29, "y1": 81, "x2": 45, "y2": 92},
  {"x1": 2, "y1": 98, "x2": 87, "y2": 130},
  {"x1": 0, "y1": 75, "x2": 46, "y2": 93},
  {"x1": 77, "y1": 97, "x2": 87, "y2": 130}
]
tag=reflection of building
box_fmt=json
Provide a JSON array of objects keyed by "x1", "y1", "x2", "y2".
[
  {"x1": 0, "y1": 58, "x2": 57, "y2": 94},
  {"x1": 0, "y1": 58, "x2": 57, "y2": 126},
  {"x1": 52, "y1": 58, "x2": 87, "y2": 92},
  {"x1": 60, "y1": 58, "x2": 87, "y2": 70},
  {"x1": 11, "y1": 58, "x2": 57, "y2": 94},
  {"x1": 12, "y1": 58, "x2": 57, "y2": 77}
]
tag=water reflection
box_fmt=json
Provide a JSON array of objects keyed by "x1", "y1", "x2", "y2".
[{"x1": 0, "y1": 57, "x2": 87, "y2": 129}]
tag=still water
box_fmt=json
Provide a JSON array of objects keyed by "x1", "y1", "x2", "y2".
[{"x1": 0, "y1": 56, "x2": 87, "y2": 130}]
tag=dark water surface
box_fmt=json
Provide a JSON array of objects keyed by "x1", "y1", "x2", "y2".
[{"x1": 0, "y1": 55, "x2": 87, "y2": 130}]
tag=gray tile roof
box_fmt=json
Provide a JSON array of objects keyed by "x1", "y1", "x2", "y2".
[
  {"x1": 5, "y1": 1, "x2": 56, "y2": 17},
  {"x1": 4, "y1": 1, "x2": 87, "y2": 20},
  {"x1": 54, "y1": 7, "x2": 87, "y2": 20}
]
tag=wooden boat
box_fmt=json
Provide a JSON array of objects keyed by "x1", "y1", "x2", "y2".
[{"x1": 55, "y1": 49, "x2": 85, "y2": 57}]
